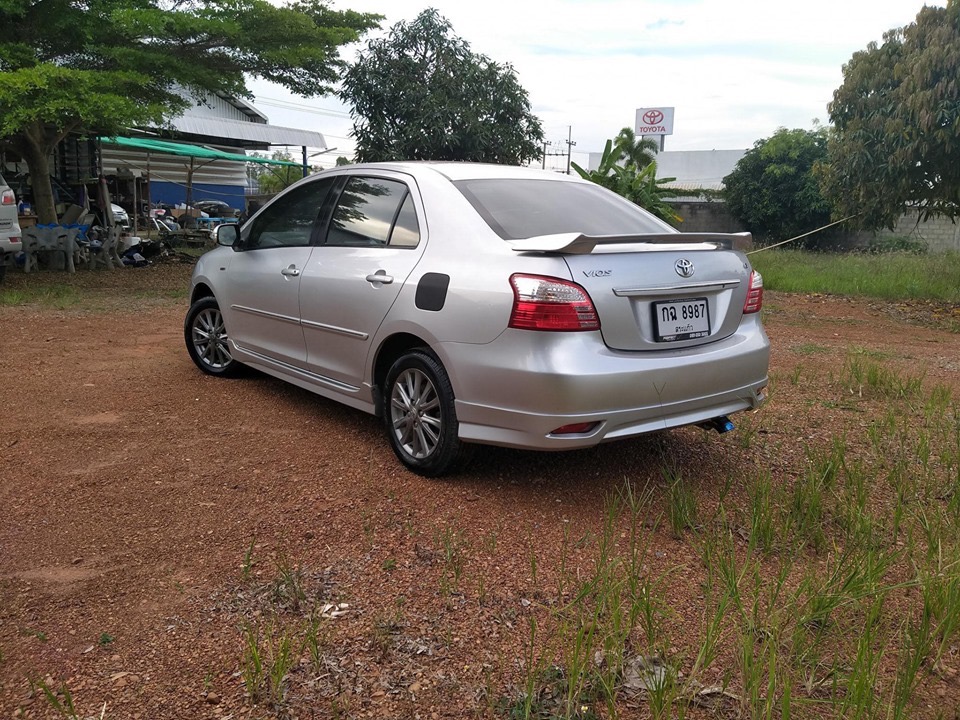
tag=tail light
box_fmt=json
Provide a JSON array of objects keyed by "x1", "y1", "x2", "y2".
[
  {"x1": 743, "y1": 270, "x2": 763, "y2": 314},
  {"x1": 509, "y1": 274, "x2": 600, "y2": 331},
  {"x1": 8, "y1": 236, "x2": 19, "y2": 244},
  {"x1": 1, "y1": 189, "x2": 14, "y2": 206}
]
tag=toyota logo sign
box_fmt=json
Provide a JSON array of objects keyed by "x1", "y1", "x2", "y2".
[
  {"x1": 643, "y1": 109, "x2": 664, "y2": 125},
  {"x1": 635, "y1": 106, "x2": 674, "y2": 135},
  {"x1": 675, "y1": 258, "x2": 695, "y2": 278}
]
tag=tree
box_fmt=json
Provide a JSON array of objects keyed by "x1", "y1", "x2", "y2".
[
  {"x1": 571, "y1": 137, "x2": 681, "y2": 224},
  {"x1": 822, "y1": 1, "x2": 960, "y2": 230},
  {"x1": 612, "y1": 127, "x2": 659, "y2": 170},
  {"x1": 723, "y1": 127, "x2": 831, "y2": 245},
  {"x1": 250, "y1": 151, "x2": 304, "y2": 194},
  {"x1": 340, "y1": 9, "x2": 543, "y2": 164},
  {"x1": 0, "y1": 0, "x2": 379, "y2": 223}
]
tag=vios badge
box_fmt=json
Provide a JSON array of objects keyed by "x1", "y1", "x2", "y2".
[{"x1": 675, "y1": 258, "x2": 695, "y2": 278}]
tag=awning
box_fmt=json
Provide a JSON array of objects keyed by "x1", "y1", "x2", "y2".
[{"x1": 99, "y1": 136, "x2": 302, "y2": 167}]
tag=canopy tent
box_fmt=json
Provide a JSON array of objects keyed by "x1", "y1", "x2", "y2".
[
  {"x1": 99, "y1": 136, "x2": 303, "y2": 167},
  {"x1": 99, "y1": 135, "x2": 304, "y2": 218}
]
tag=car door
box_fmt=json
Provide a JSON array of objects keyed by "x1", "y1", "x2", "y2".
[
  {"x1": 299, "y1": 174, "x2": 427, "y2": 389},
  {"x1": 220, "y1": 177, "x2": 336, "y2": 368}
]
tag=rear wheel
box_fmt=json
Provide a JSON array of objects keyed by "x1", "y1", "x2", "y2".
[
  {"x1": 184, "y1": 297, "x2": 242, "y2": 376},
  {"x1": 0, "y1": 262, "x2": 6, "y2": 284},
  {"x1": 384, "y1": 350, "x2": 471, "y2": 477}
]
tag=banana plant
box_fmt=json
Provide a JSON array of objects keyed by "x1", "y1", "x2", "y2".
[{"x1": 572, "y1": 136, "x2": 682, "y2": 224}]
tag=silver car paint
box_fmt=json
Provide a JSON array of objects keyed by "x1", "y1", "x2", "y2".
[{"x1": 191, "y1": 162, "x2": 769, "y2": 449}]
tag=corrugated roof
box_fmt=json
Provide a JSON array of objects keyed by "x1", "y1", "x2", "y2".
[
  {"x1": 168, "y1": 115, "x2": 326, "y2": 149},
  {"x1": 216, "y1": 93, "x2": 269, "y2": 123},
  {"x1": 659, "y1": 180, "x2": 725, "y2": 191}
]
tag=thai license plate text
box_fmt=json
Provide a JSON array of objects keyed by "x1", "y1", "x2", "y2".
[{"x1": 654, "y1": 298, "x2": 710, "y2": 342}]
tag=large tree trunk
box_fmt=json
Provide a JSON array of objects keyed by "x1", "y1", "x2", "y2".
[{"x1": 19, "y1": 121, "x2": 58, "y2": 224}]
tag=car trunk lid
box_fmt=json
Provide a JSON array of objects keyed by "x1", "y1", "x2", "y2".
[{"x1": 509, "y1": 232, "x2": 754, "y2": 351}]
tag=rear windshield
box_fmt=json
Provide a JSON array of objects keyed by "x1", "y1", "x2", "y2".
[{"x1": 454, "y1": 178, "x2": 675, "y2": 240}]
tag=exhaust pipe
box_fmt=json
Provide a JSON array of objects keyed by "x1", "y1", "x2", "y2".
[{"x1": 698, "y1": 415, "x2": 735, "y2": 434}]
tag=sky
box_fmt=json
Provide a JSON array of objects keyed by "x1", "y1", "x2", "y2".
[{"x1": 246, "y1": 0, "x2": 941, "y2": 171}]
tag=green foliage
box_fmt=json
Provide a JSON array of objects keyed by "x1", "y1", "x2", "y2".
[
  {"x1": 0, "y1": 0, "x2": 379, "y2": 221},
  {"x1": 723, "y1": 127, "x2": 832, "y2": 245},
  {"x1": 865, "y1": 235, "x2": 928, "y2": 255},
  {"x1": 340, "y1": 9, "x2": 543, "y2": 164},
  {"x1": 822, "y1": 2, "x2": 960, "y2": 230},
  {"x1": 571, "y1": 131, "x2": 681, "y2": 223},
  {"x1": 612, "y1": 127, "x2": 658, "y2": 170},
  {"x1": 250, "y1": 151, "x2": 304, "y2": 194}
]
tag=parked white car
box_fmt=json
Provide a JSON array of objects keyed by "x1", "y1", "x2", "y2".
[{"x1": 0, "y1": 173, "x2": 22, "y2": 282}]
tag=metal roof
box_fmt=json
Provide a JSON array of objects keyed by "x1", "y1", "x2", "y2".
[{"x1": 168, "y1": 115, "x2": 326, "y2": 149}]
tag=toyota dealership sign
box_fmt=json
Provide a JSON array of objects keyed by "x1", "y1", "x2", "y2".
[{"x1": 635, "y1": 106, "x2": 675, "y2": 136}]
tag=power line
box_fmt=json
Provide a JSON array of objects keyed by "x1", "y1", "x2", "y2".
[{"x1": 253, "y1": 96, "x2": 352, "y2": 119}]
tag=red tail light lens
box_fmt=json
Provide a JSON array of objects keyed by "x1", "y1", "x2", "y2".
[
  {"x1": 743, "y1": 270, "x2": 763, "y2": 314},
  {"x1": 550, "y1": 422, "x2": 600, "y2": 435},
  {"x1": 509, "y1": 274, "x2": 600, "y2": 331},
  {"x1": 1, "y1": 189, "x2": 15, "y2": 206}
]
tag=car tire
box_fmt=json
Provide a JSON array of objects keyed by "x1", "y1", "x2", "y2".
[
  {"x1": 0, "y1": 263, "x2": 6, "y2": 284},
  {"x1": 184, "y1": 297, "x2": 242, "y2": 377},
  {"x1": 384, "y1": 350, "x2": 472, "y2": 477}
]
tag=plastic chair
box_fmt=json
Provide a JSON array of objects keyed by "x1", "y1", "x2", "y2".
[
  {"x1": 88, "y1": 226, "x2": 122, "y2": 270},
  {"x1": 22, "y1": 225, "x2": 74, "y2": 273}
]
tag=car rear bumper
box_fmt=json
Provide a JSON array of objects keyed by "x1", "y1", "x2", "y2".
[{"x1": 441, "y1": 316, "x2": 769, "y2": 450}]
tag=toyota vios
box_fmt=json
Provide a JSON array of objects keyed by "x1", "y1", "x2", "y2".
[{"x1": 185, "y1": 163, "x2": 769, "y2": 476}]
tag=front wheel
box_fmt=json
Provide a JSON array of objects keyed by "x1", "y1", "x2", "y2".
[
  {"x1": 383, "y1": 350, "x2": 472, "y2": 477},
  {"x1": 184, "y1": 296, "x2": 242, "y2": 376}
]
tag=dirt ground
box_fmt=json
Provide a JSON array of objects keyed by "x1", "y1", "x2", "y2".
[{"x1": 1, "y1": 262, "x2": 959, "y2": 719}]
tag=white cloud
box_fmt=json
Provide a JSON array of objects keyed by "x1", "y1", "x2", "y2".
[{"x1": 249, "y1": 0, "x2": 941, "y2": 167}]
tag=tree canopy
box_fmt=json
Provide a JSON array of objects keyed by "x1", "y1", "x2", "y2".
[
  {"x1": 249, "y1": 151, "x2": 305, "y2": 194},
  {"x1": 612, "y1": 127, "x2": 659, "y2": 170},
  {"x1": 822, "y1": 0, "x2": 960, "y2": 230},
  {"x1": 340, "y1": 9, "x2": 543, "y2": 165},
  {"x1": 723, "y1": 127, "x2": 832, "y2": 245},
  {"x1": 0, "y1": 0, "x2": 379, "y2": 222}
]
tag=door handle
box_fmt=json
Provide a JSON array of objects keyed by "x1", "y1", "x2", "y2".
[
  {"x1": 281, "y1": 265, "x2": 300, "y2": 277},
  {"x1": 365, "y1": 271, "x2": 394, "y2": 285}
]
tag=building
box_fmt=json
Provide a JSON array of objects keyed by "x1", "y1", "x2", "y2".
[
  {"x1": 99, "y1": 92, "x2": 326, "y2": 212},
  {"x1": 1, "y1": 91, "x2": 326, "y2": 221}
]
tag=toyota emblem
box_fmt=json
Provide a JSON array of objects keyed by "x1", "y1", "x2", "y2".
[
  {"x1": 675, "y1": 258, "x2": 695, "y2": 278},
  {"x1": 643, "y1": 109, "x2": 664, "y2": 125}
]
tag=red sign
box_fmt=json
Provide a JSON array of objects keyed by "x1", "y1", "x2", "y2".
[{"x1": 643, "y1": 109, "x2": 664, "y2": 125}]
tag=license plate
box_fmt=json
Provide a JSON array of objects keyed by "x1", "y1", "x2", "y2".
[{"x1": 653, "y1": 298, "x2": 710, "y2": 342}]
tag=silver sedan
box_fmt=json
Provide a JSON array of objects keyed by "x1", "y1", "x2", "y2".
[{"x1": 184, "y1": 163, "x2": 769, "y2": 476}]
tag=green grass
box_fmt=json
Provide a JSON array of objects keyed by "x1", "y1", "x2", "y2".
[
  {"x1": 0, "y1": 284, "x2": 81, "y2": 308},
  {"x1": 749, "y1": 249, "x2": 960, "y2": 302}
]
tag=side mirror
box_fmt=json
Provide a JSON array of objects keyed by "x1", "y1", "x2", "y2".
[{"x1": 216, "y1": 223, "x2": 239, "y2": 248}]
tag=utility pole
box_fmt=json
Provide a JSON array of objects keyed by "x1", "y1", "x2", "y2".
[
  {"x1": 565, "y1": 125, "x2": 577, "y2": 175},
  {"x1": 541, "y1": 140, "x2": 552, "y2": 169}
]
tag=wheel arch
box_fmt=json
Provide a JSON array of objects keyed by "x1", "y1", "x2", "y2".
[
  {"x1": 372, "y1": 332, "x2": 436, "y2": 416},
  {"x1": 190, "y1": 282, "x2": 216, "y2": 305}
]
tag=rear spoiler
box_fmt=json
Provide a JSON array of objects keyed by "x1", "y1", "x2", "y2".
[{"x1": 508, "y1": 232, "x2": 753, "y2": 255}]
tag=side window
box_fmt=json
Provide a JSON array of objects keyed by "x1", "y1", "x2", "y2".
[
  {"x1": 326, "y1": 177, "x2": 420, "y2": 248},
  {"x1": 390, "y1": 193, "x2": 420, "y2": 248},
  {"x1": 241, "y1": 177, "x2": 334, "y2": 250}
]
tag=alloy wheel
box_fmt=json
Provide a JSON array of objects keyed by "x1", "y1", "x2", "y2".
[
  {"x1": 192, "y1": 307, "x2": 232, "y2": 370},
  {"x1": 390, "y1": 368, "x2": 442, "y2": 459}
]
